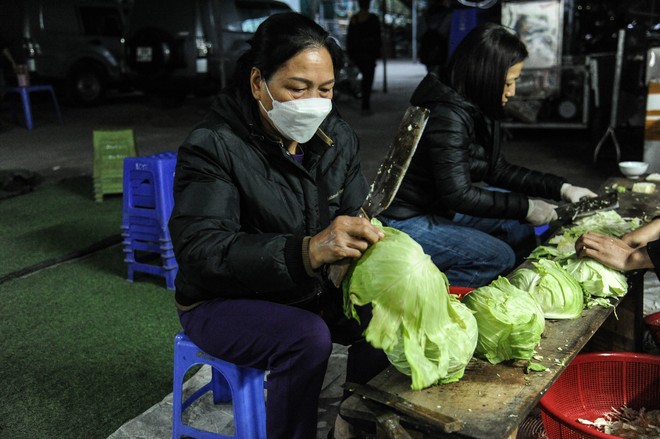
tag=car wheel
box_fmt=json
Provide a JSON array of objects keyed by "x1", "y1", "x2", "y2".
[{"x1": 67, "y1": 65, "x2": 107, "y2": 106}]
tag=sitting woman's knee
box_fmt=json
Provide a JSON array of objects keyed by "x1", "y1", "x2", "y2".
[{"x1": 297, "y1": 313, "x2": 334, "y2": 362}]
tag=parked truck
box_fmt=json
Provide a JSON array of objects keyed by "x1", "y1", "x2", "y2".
[{"x1": 0, "y1": 0, "x2": 130, "y2": 106}]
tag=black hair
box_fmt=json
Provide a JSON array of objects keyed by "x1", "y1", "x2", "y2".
[
  {"x1": 446, "y1": 23, "x2": 528, "y2": 119},
  {"x1": 358, "y1": 0, "x2": 371, "y2": 10},
  {"x1": 233, "y1": 13, "x2": 343, "y2": 99}
]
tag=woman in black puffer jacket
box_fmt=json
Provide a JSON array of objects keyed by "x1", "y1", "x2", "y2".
[
  {"x1": 169, "y1": 13, "x2": 389, "y2": 439},
  {"x1": 381, "y1": 23, "x2": 596, "y2": 288}
]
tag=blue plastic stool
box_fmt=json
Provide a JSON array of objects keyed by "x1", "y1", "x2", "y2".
[
  {"x1": 6, "y1": 85, "x2": 63, "y2": 129},
  {"x1": 122, "y1": 152, "x2": 178, "y2": 289},
  {"x1": 172, "y1": 332, "x2": 267, "y2": 439},
  {"x1": 122, "y1": 152, "x2": 177, "y2": 229}
]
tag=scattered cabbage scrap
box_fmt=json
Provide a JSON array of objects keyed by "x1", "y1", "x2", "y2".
[
  {"x1": 509, "y1": 259, "x2": 584, "y2": 320},
  {"x1": 528, "y1": 244, "x2": 571, "y2": 262},
  {"x1": 342, "y1": 219, "x2": 478, "y2": 390},
  {"x1": 462, "y1": 277, "x2": 545, "y2": 365}
]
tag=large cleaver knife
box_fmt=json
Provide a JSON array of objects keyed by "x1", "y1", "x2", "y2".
[
  {"x1": 327, "y1": 106, "x2": 430, "y2": 288},
  {"x1": 554, "y1": 192, "x2": 619, "y2": 222}
]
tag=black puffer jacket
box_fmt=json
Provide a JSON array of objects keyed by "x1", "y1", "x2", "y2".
[
  {"x1": 169, "y1": 88, "x2": 368, "y2": 309},
  {"x1": 383, "y1": 73, "x2": 566, "y2": 220}
]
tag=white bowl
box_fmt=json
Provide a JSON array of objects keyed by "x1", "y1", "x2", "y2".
[{"x1": 618, "y1": 161, "x2": 649, "y2": 179}]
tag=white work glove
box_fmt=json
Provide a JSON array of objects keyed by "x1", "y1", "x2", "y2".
[
  {"x1": 561, "y1": 183, "x2": 597, "y2": 203},
  {"x1": 525, "y1": 199, "x2": 558, "y2": 225}
]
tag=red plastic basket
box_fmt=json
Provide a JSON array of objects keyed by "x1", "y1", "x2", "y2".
[
  {"x1": 645, "y1": 311, "x2": 660, "y2": 347},
  {"x1": 539, "y1": 352, "x2": 660, "y2": 439},
  {"x1": 448, "y1": 286, "x2": 474, "y2": 301}
]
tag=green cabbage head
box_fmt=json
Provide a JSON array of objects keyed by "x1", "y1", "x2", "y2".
[
  {"x1": 562, "y1": 257, "x2": 628, "y2": 299},
  {"x1": 509, "y1": 259, "x2": 584, "y2": 319},
  {"x1": 463, "y1": 277, "x2": 545, "y2": 364},
  {"x1": 343, "y1": 219, "x2": 478, "y2": 390}
]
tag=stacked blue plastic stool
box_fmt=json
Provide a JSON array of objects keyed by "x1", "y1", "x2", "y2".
[
  {"x1": 172, "y1": 332, "x2": 267, "y2": 439},
  {"x1": 122, "y1": 151, "x2": 178, "y2": 290}
]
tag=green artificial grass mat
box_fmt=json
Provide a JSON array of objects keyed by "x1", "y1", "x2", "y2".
[
  {"x1": 0, "y1": 176, "x2": 123, "y2": 280},
  {"x1": 0, "y1": 244, "x2": 181, "y2": 439}
]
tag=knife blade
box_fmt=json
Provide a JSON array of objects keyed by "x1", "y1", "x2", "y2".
[
  {"x1": 359, "y1": 106, "x2": 430, "y2": 219},
  {"x1": 555, "y1": 192, "x2": 619, "y2": 221},
  {"x1": 327, "y1": 106, "x2": 430, "y2": 288},
  {"x1": 344, "y1": 382, "x2": 464, "y2": 434}
]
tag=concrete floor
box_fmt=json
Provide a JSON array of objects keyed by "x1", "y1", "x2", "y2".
[{"x1": 2, "y1": 59, "x2": 658, "y2": 439}]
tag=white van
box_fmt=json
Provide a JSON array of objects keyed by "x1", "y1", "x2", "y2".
[
  {"x1": 125, "y1": 0, "x2": 293, "y2": 104},
  {"x1": 0, "y1": 0, "x2": 130, "y2": 106}
]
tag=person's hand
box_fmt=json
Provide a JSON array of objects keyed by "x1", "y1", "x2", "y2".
[
  {"x1": 575, "y1": 231, "x2": 653, "y2": 272},
  {"x1": 560, "y1": 183, "x2": 597, "y2": 203},
  {"x1": 308, "y1": 215, "x2": 385, "y2": 269},
  {"x1": 525, "y1": 199, "x2": 558, "y2": 225},
  {"x1": 621, "y1": 218, "x2": 660, "y2": 248}
]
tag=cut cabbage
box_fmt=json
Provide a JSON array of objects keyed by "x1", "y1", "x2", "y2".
[
  {"x1": 342, "y1": 219, "x2": 478, "y2": 389},
  {"x1": 510, "y1": 259, "x2": 584, "y2": 319},
  {"x1": 563, "y1": 256, "x2": 628, "y2": 303},
  {"x1": 462, "y1": 277, "x2": 545, "y2": 364}
]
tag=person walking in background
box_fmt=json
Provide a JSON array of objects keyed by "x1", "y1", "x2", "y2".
[
  {"x1": 169, "y1": 12, "x2": 389, "y2": 439},
  {"x1": 346, "y1": 0, "x2": 381, "y2": 115},
  {"x1": 418, "y1": 0, "x2": 452, "y2": 75},
  {"x1": 380, "y1": 23, "x2": 597, "y2": 288}
]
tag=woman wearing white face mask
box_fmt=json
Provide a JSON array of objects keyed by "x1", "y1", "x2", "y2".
[{"x1": 169, "y1": 12, "x2": 389, "y2": 439}]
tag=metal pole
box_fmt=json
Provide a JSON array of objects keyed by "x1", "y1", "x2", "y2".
[
  {"x1": 609, "y1": 29, "x2": 624, "y2": 128},
  {"x1": 593, "y1": 29, "x2": 624, "y2": 163},
  {"x1": 381, "y1": 0, "x2": 387, "y2": 93},
  {"x1": 411, "y1": 0, "x2": 417, "y2": 61},
  {"x1": 211, "y1": 0, "x2": 226, "y2": 89}
]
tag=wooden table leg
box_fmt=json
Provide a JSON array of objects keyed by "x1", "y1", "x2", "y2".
[{"x1": 586, "y1": 270, "x2": 645, "y2": 352}]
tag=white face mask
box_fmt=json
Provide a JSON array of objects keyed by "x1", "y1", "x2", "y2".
[{"x1": 260, "y1": 81, "x2": 332, "y2": 143}]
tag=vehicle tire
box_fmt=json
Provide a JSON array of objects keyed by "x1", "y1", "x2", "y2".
[{"x1": 67, "y1": 64, "x2": 107, "y2": 106}]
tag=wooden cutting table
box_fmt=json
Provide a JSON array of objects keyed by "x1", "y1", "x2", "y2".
[{"x1": 340, "y1": 177, "x2": 660, "y2": 439}]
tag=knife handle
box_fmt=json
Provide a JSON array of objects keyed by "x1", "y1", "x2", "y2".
[
  {"x1": 362, "y1": 398, "x2": 413, "y2": 439},
  {"x1": 327, "y1": 209, "x2": 368, "y2": 288},
  {"x1": 327, "y1": 260, "x2": 349, "y2": 288},
  {"x1": 328, "y1": 259, "x2": 351, "y2": 288},
  {"x1": 393, "y1": 400, "x2": 464, "y2": 433}
]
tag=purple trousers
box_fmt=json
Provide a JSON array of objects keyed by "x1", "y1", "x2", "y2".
[{"x1": 178, "y1": 296, "x2": 388, "y2": 439}]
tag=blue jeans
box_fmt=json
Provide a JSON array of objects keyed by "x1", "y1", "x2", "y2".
[{"x1": 381, "y1": 213, "x2": 537, "y2": 288}]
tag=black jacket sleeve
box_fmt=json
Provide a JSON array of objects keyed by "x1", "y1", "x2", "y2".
[{"x1": 426, "y1": 105, "x2": 566, "y2": 220}]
